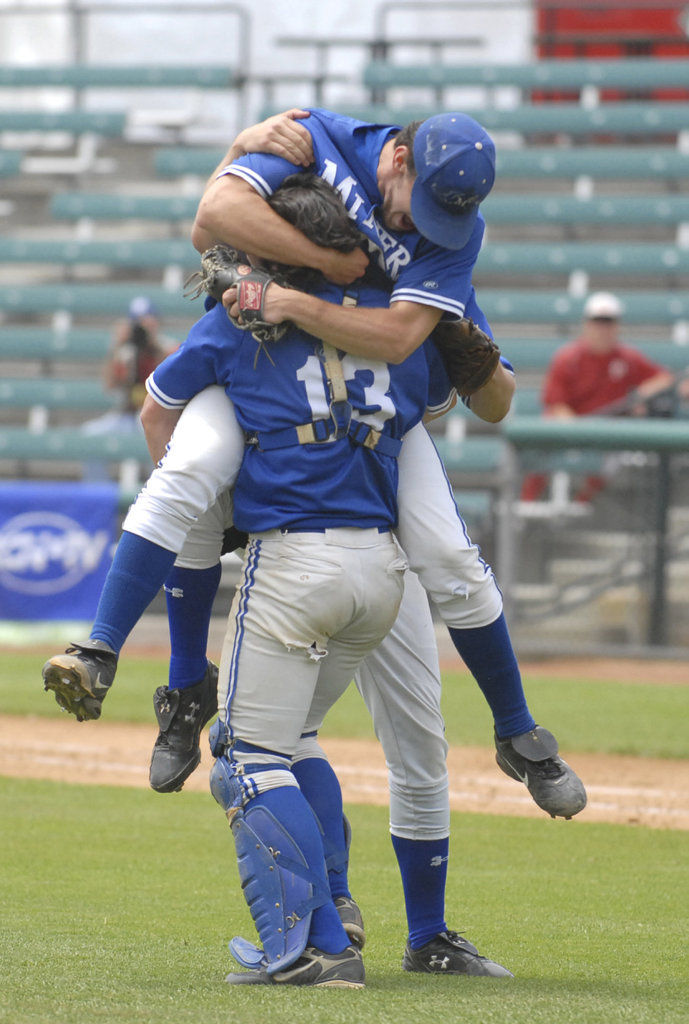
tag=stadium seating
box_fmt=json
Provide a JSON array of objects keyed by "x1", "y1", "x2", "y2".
[
  {"x1": 51, "y1": 193, "x2": 198, "y2": 222},
  {"x1": 497, "y1": 145, "x2": 689, "y2": 181},
  {"x1": 154, "y1": 148, "x2": 226, "y2": 177},
  {"x1": 0, "y1": 65, "x2": 241, "y2": 89},
  {"x1": 0, "y1": 110, "x2": 126, "y2": 135},
  {"x1": 477, "y1": 289, "x2": 689, "y2": 325},
  {"x1": 0, "y1": 150, "x2": 22, "y2": 176},
  {"x1": 0, "y1": 378, "x2": 114, "y2": 413},
  {"x1": 0, "y1": 283, "x2": 198, "y2": 317},
  {"x1": 0, "y1": 426, "x2": 149, "y2": 462},
  {"x1": 477, "y1": 242, "x2": 689, "y2": 276},
  {"x1": 481, "y1": 194, "x2": 689, "y2": 226},
  {"x1": 362, "y1": 57, "x2": 689, "y2": 93},
  {"x1": 432, "y1": 434, "x2": 506, "y2": 475},
  {"x1": 332, "y1": 102, "x2": 689, "y2": 137},
  {"x1": 501, "y1": 339, "x2": 689, "y2": 373},
  {"x1": 0, "y1": 327, "x2": 112, "y2": 363},
  {"x1": 0, "y1": 238, "x2": 197, "y2": 268}
]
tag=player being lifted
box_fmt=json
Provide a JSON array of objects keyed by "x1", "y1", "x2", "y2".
[
  {"x1": 43, "y1": 109, "x2": 585, "y2": 977},
  {"x1": 59, "y1": 175, "x2": 513, "y2": 985},
  {"x1": 195, "y1": 106, "x2": 587, "y2": 821}
]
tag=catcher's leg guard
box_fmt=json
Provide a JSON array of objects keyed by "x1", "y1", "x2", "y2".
[{"x1": 210, "y1": 756, "x2": 331, "y2": 975}]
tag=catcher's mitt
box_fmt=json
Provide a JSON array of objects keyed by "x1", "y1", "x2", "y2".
[
  {"x1": 431, "y1": 318, "x2": 501, "y2": 398},
  {"x1": 184, "y1": 244, "x2": 289, "y2": 343}
]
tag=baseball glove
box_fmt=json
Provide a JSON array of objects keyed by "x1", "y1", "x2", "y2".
[
  {"x1": 184, "y1": 244, "x2": 289, "y2": 343},
  {"x1": 431, "y1": 318, "x2": 501, "y2": 398}
]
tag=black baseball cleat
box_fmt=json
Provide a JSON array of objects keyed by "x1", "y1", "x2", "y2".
[
  {"x1": 334, "y1": 895, "x2": 366, "y2": 949},
  {"x1": 42, "y1": 639, "x2": 118, "y2": 721},
  {"x1": 495, "y1": 725, "x2": 587, "y2": 819},
  {"x1": 225, "y1": 944, "x2": 365, "y2": 988},
  {"x1": 149, "y1": 662, "x2": 219, "y2": 793},
  {"x1": 402, "y1": 931, "x2": 513, "y2": 978}
]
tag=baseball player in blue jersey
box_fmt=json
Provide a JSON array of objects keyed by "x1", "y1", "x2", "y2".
[
  {"x1": 198, "y1": 107, "x2": 586, "y2": 809},
  {"x1": 156, "y1": 231, "x2": 427, "y2": 988},
  {"x1": 43, "y1": 175, "x2": 513, "y2": 981},
  {"x1": 44, "y1": 110, "x2": 585, "y2": 976}
]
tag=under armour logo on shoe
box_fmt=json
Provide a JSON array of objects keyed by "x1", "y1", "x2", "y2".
[
  {"x1": 429, "y1": 955, "x2": 450, "y2": 970},
  {"x1": 183, "y1": 701, "x2": 201, "y2": 722}
]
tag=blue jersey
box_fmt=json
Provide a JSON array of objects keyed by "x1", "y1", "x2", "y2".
[
  {"x1": 148, "y1": 279, "x2": 430, "y2": 533},
  {"x1": 222, "y1": 108, "x2": 492, "y2": 331}
]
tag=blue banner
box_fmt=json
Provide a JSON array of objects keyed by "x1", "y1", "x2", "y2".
[{"x1": 0, "y1": 481, "x2": 118, "y2": 621}]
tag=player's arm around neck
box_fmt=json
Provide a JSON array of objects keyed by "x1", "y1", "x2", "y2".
[
  {"x1": 267, "y1": 289, "x2": 442, "y2": 364},
  {"x1": 192, "y1": 176, "x2": 367, "y2": 285}
]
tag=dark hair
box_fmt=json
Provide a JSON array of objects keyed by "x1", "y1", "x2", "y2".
[
  {"x1": 393, "y1": 120, "x2": 423, "y2": 174},
  {"x1": 265, "y1": 173, "x2": 366, "y2": 288}
]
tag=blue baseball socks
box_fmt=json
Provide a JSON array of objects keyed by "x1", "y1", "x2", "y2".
[{"x1": 448, "y1": 612, "x2": 536, "y2": 739}]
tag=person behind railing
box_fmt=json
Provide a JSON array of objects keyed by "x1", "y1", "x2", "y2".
[
  {"x1": 83, "y1": 296, "x2": 177, "y2": 437},
  {"x1": 521, "y1": 292, "x2": 675, "y2": 502}
]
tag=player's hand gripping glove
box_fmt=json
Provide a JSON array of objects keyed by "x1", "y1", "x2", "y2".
[
  {"x1": 184, "y1": 244, "x2": 289, "y2": 343},
  {"x1": 431, "y1": 318, "x2": 502, "y2": 398}
]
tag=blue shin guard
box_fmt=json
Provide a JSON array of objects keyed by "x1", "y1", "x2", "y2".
[{"x1": 210, "y1": 757, "x2": 331, "y2": 975}]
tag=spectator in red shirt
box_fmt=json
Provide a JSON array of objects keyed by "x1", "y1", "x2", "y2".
[
  {"x1": 522, "y1": 293, "x2": 674, "y2": 502},
  {"x1": 542, "y1": 292, "x2": 674, "y2": 419}
]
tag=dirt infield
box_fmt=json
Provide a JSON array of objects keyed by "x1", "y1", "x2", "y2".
[{"x1": 3, "y1": 712, "x2": 688, "y2": 830}]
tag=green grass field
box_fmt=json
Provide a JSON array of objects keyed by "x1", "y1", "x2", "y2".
[
  {"x1": 3, "y1": 649, "x2": 689, "y2": 759},
  {"x1": 1, "y1": 648, "x2": 688, "y2": 1023}
]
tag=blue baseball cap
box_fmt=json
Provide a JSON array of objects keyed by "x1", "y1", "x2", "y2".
[{"x1": 411, "y1": 112, "x2": 496, "y2": 250}]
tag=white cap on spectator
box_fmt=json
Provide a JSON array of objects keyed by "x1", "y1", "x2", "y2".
[
  {"x1": 128, "y1": 295, "x2": 156, "y2": 320},
  {"x1": 584, "y1": 292, "x2": 623, "y2": 320}
]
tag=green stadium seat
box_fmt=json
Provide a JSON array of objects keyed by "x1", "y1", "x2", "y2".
[
  {"x1": 51, "y1": 193, "x2": 198, "y2": 221},
  {"x1": 510, "y1": 388, "x2": 542, "y2": 416},
  {"x1": 0, "y1": 378, "x2": 115, "y2": 411},
  {"x1": 155, "y1": 148, "x2": 226, "y2": 177},
  {"x1": 0, "y1": 150, "x2": 22, "y2": 176},
  {"x1": 0, "y1": 327, "x2": 112, "y2": 361},
  {"x1": 0, "y1": 65, "x2": 240, "y2": 89},
  {"x1": 451, "y1": 489, "x2": 493, "y2": 528},
  {"x1": 0, "y1": 110, "x2": 126, "y2": 134},
  {"x1": 0, "y1": 237, "x2": 197, "y2": 267},
  {"x1": 478, "y1": 290, "x2": 689, "y2": 325},
  {"x1": 497, "y1": 145, "x2": 689, "y2": 181},
  {"x1": 503, "y1": 339, "x2": 689, "y2": 373},
  {"x1": 503, "y1": 414, "x2": 689, "y2": 452},
  {"x1": 363, "y1": 58, "x2": 689, "y2": 93},
  {"x1": 0, "y1": 426, "x2": 150, "y2": 462},
  {"x1": 482, "y1": 193, "x2": 689, "y2": 225},
  {"x1": 477, "y1": 242, "x2": 689, "y2": 276},
  {"x1": 324, "y1": 102, "x2": 689, "y2": 137},
  {"x1": 432, "y1": 435, "x2": 506, "y2": 474},
  {"x1": 0, "y1": 283, "x2": 198, "y2": 317}
]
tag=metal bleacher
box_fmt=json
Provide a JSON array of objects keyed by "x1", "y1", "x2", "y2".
[
  {"x1": 0, "y1": 283, "x2": 198, "y2": 318},
  {"x1": 0, "y1": 237, "x2": 197, "y2": 268},
  {"x1": 0, "y1": 64, "x2": 242, "y2": 90},
  {"x1": 362, "y1": 56, "x2": 689, "y2": 93},
  {"x1": 50, "y1": 193, "x2": 199, "y2": 223}
]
